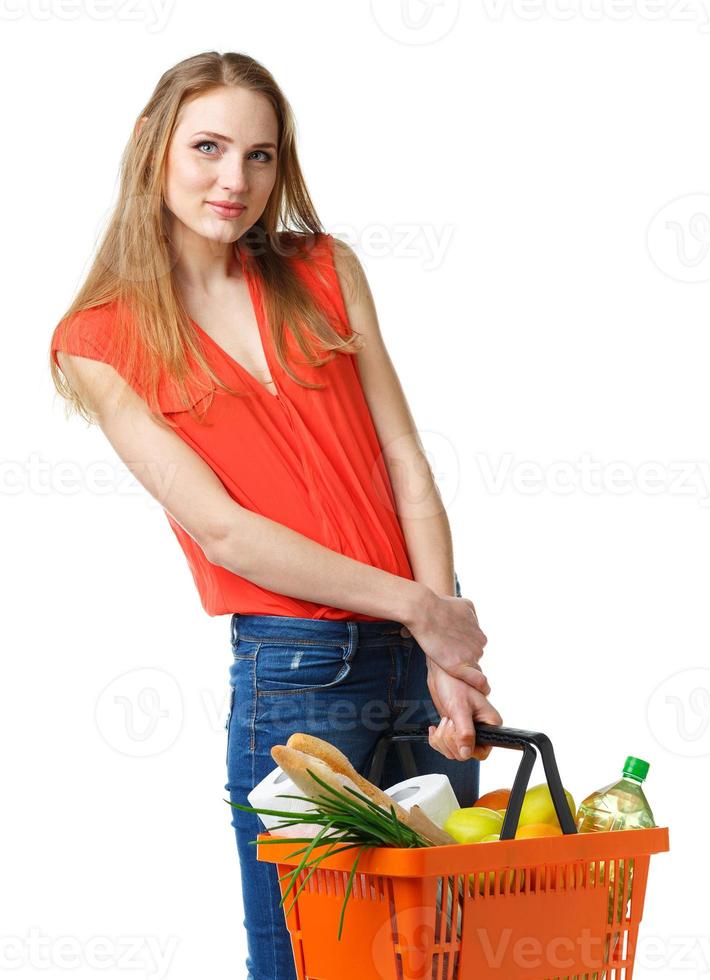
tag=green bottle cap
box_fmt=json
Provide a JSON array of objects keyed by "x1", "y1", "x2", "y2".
[{"x1": 623, "y1": 756, "x2": 650, "y2": 781}]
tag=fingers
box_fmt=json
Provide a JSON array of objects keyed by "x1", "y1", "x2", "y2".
[
  {"x1": 449, "y1": 706, "x2": 475, "y2": 761},
  {"x1": 428, "y1": 717, "x2": 457, "y2": 760},
  {"x1": 428, "y1": 716, "x2": 473, "y2": 761},
  {"x1": 450, "y1": 662, "x2": 491, "y2": 696},
  {"x1": 441, "y1": 717, "x2": 461, "y2": 758},
  {"x1": 429, "y1": 700, "x2": 505, "y2": 763},
  {"x1": 482, "y1": 702, "x2": 504, "y2": 728},
  {"x1": 470, "y1": 668, "x2": 491, "y2": 697}
]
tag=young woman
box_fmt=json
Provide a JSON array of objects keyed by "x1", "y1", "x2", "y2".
[{"x1": 49, "y1": 51, "x2": 503, "y2": 980}]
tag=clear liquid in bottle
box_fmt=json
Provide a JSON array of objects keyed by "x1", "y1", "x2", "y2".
[
  {"x1": 576, "y1": 755, "x2": 656, "y2": 833},
  {"x1": 574, "y1": 756, "x2": 656, "y2": 979}
]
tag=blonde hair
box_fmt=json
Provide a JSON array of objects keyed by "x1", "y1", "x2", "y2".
[{"x1": 50, "y1": 50, "x2": 363, "y2": 427}]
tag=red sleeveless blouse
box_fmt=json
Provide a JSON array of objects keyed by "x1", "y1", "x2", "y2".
[{"x1": 51, "y1": 233, "x2": 415, "y2": 619}]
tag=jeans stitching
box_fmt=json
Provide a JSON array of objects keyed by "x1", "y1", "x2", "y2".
[
  {"x1": 386, "y1": 643, "x2": 397, "y2": 713},
  {"x1": 247, "y1": 656, "x2": 257, "y2": 754},
  {"x1": 238, "y1": 635, "x2": 349, "y2": 648},
  {"x1": 247, "y1": 668, "x2": 286, "y2": 980}
]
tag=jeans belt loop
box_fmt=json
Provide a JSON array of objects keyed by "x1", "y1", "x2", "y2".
[{"x1": 346, "y1": 620, "x2": 358, "y2": 661}]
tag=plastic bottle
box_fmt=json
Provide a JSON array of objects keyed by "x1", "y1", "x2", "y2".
[
  {"x1": 575, "y1": 757, "x2": 656, "y2": 978},
  {"x1": 575, "y1": 756, "x2": 656, "y2": 832}
]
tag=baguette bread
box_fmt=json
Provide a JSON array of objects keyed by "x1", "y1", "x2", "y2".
[
  {"x1": 275, "y1": 733, "x2": 455, "y2": 846},
  {"x1": 270, "y1": 745, "x2": 361, "y2": 806}
]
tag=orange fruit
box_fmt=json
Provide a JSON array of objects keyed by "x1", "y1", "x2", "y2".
[
  {"x1": 474, "y1": 788, "x2": 511, "y2": 811},
  {"x1": 515, "y1": 822, "x2": 563, "y2": 839}
]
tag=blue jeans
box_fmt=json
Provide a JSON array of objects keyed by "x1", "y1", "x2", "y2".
[{"x1": 224, "y1": 572, "x2": 480, "y2": 980}]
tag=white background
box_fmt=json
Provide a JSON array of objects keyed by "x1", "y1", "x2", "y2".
[{"x1": 3, "y1": 0, "x2": 706, "y2": 976}]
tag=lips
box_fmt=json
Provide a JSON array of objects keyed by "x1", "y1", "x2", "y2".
[{"x1": 207, "y1": 202, "x2": 246, "y2": 218}]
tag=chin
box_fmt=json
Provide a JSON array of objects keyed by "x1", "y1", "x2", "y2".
[{"x1": 196, "y1": 217, "x2": 240, "y2": 240}]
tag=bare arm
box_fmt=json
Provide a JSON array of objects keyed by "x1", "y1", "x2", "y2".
[
  {"x1": 329, "y1": 240, "x2": 503, "y2": 761},
  {"x1": 211, "y1": 517, "x2": 423, "y2": 624},
  {"x1": 331, "y1": 238, "x2": 458, "y2": 599}
]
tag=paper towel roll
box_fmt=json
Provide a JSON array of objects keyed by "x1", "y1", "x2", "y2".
[
  {"x1": 382, "y1": 773, "x2": 460, "y2": 830},
  {"x1": 247, "y1": 766, "x2": 324, "y2": 839}
]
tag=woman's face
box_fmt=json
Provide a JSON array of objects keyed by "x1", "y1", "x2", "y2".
[{"x1": 161, "y1": 85, "x2": 279, "y2": 252}]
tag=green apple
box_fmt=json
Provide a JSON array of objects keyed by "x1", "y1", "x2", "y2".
[
  {"x1": 518, "y1": 784, "x2": 576, "y2": 829},
  {"x1": 443, "y1": 807, "x2": 503, "y2": 844}
]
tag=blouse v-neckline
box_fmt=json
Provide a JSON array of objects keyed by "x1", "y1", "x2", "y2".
[{"x1": 188, "y1": 254, "x2": 283, "y2": 403}]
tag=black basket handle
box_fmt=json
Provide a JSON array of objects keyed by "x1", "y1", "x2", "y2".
[{"x1": 367, "y1": 724, "x2": 577, "y2": 839}]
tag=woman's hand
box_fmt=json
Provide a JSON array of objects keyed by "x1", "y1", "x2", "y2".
[
  {"x1": 426, "y1": 657, "x2": 503, "y2": 762},
  {"x1": 405, "y1": 589, "x2": 490, "y2": 692}
]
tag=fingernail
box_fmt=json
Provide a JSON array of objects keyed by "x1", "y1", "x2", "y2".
[{"x1": 459, "y1": 746, "x2": 472, "y2": 759}]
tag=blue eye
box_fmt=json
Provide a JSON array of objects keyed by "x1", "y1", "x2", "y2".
[
  {"x1": 192, "y1": 141, "x2": 273, "y2": 162},
  {"x1": 249, "y1": 150, "x2": 274, "y2": 162}
]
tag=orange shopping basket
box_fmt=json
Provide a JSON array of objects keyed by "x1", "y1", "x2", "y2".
[{"x1": 257, "y1": 724, "x2": 670, "y2": 979}]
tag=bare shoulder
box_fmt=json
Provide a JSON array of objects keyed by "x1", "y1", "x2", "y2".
[
  {"x1": 55, "y1": 350, "x2": 135, "y2": 419},
  {"x1": 329, "y1": 236, "x2": 376, "y2": 330}
]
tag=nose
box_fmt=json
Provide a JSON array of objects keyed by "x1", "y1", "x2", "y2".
[{"x1": 219, "y1": 159, "x2": 249, "y2": 195}]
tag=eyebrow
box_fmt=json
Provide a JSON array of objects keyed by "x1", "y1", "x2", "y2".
[{"x1": 191, "y1": 130, "x2": 277, "y2": 150}]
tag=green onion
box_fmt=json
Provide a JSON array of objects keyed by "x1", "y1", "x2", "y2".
[{"x1": 225, "y1": 766, "x2": 433, "y2": 939}]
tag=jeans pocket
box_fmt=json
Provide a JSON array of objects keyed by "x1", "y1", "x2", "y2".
[{"x1": 255, "y1": 638, "x2": 354, "y2": 695}]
